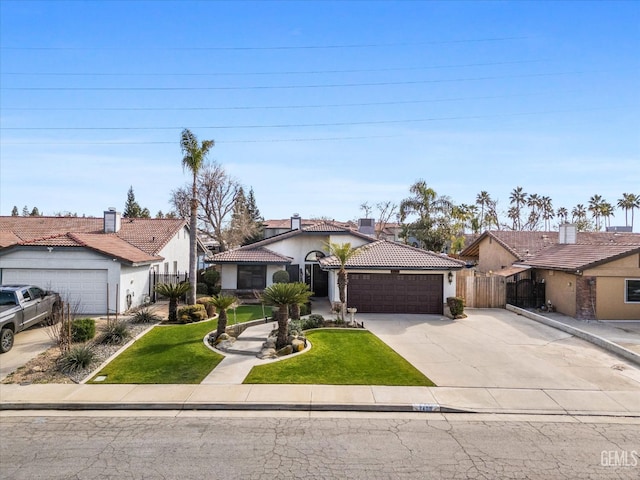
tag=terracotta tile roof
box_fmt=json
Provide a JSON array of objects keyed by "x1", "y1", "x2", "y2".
[
  {"x1": 264, "y1": 218, "x2": 355, "y2": 230},
  {"x1": 303, "y1": 221, "x2": 357, "y2": 232},
  {"x1": 520, "y1": 243, "x2": 640, "y2": 271},
  {"x1": 0, "y1": 216, "x2": 186, "y2": 264},
  {"x1": 319, "y1": 240, "x2": 466, "y2": 270},
  {"x1": 209, "y1": 247, "x2": 292, "y2": 264},
  {"x1": 459, "y1": 230, "x2": 640, "y2": 261}
]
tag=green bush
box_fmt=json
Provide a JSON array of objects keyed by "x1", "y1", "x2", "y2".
[
  {"x1": 196, "y1": 282, "x2": 209, "y2": 295},
  {"x1": 272, "y1": 270, "x2": 290, "y2": 284},
  {"x1": 446, "y1": 296, "x2": 465, "y2": 317},
  {"x1": 71, "y1": 318, "x2": 95, "y2": 342},
  {"x1": 299, "y1": 314, "x2": 325, "y2": 330},
  {"x1": 202, "y1": 268, "x2": 221, "y2": 295},
  {"x1": 132, "y1": 308, "x2": 162, "y2": 324},
  {"x1": 177, "y1": 304, "x2": 207, "y2": 323},
  {"x1": 98, "y1": 320, "x2": 131, "y2": 345},
  {"x1": 59, "y1": 344, "x2": 95, "y2": 373}
]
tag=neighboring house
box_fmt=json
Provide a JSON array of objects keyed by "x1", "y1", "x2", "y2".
[
  {"x1": 459, "y1": 225, "x2": 640, "y2": 320},
  {"x1": 208, "y1": 217, "x2": 465, "y2": 314},
  {"x1": 262, "y1": 215, "x2": 355, "y2": 239},
  {"x1": 0, "y1": 210, "x2": 199, "y2": 315}
]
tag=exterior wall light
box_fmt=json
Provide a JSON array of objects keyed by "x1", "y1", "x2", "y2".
[{"x1": 448, "y1": 271, "x2": 454, "y2": 284}]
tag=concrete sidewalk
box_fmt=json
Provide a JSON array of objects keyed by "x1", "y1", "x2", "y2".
[{"x1": 2, "y1": 300, "x2": 640, "y2": 417}]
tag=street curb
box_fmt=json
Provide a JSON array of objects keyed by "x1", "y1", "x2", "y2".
[{"x1": 507, "y1": 305, "x2": 640, "y2": 367}]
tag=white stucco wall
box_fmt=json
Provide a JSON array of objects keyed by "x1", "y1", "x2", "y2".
[
  {"x1": 156, "y1": 226, "x2": 191, "y2": 274},
  {"x1": 120, "y1": 265, "x2": 153, "y2": 312}
]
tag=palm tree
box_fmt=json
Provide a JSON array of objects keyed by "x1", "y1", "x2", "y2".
[
  {"x1": 289, "y1": 282, "x2": 314, "y2": 321},
  {"x1": 154, "y1": 282, "x2": 191, "y2": 323},
  {"x1": 475, "y1": 191, "x2": 491, "y2": 231},
  {"x1": 600, "y1": 202, "x2": 615, "y2": 229},
  {"x1": 618, "y1": 193, "x2": 640, "y2": 228},
  {"x1": 509, "y1": 186, "x2": 527, "y2": 230},
  {"x1": 540, "y1": 196, "x2": 554, "y2": 231},
  {"x1": 588, "y1": 194, "x2": 604, "y2": 230},
  {"x1": 180, "y1": 128, "x2": 215, "y2": 305},
  {"x1": 325, "y1": 242, "x2": 359, "y2": 322},
  {"x1": 572, "y1": 204, "x2": 586, "y2": 223},
  {"x1": 208, "y1": 294, "x2": 239, "y2": 337},
  {"x1": 556, "y1": 207, "x2": 568, "y2": 224},
  {"x1": 526, "y1": 193, "x2": 541, "y2": 230},
  {"x1": 262, "y1": 282, "x2": 301, "y2": 349}
]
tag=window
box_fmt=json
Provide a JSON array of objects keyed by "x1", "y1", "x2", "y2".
[
  {"x1": 173, "y1": 261, "x2": 178, "y2": 273},
  {"x1": 237, "y1": 265, "x2": 266, "y2": 289},
  {"x1": 626, "y1": 279, "x2": 640, "y2": 303},
  {"x1": 305, "y1": 251, "x2": 325, "y2": 262}
]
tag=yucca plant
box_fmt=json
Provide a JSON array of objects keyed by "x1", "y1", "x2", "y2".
[
  {"x1": 59, "y1": 344, "x2": 95, "y2": 373},
  {"x1": 155, "y1": 282, "x2": 191, "y2": 323},
  {"x1": 98, "y1": 319, "x2": 131, "y2": 345},
  {"x1": 132, "y1": 307, "x2": 162, "y2": 324}
]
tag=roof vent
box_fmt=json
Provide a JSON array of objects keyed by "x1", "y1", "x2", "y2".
[
  {"x1": 358, "y1": 218, "x2": 375, "y2": 236},
  {"x1": 291, "y1": 214, "x2": 301, "y2": 230}
]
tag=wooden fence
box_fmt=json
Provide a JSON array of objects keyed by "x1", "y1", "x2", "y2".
[{"x1": 456, "y1": 271, "x2": 506, "y2": 308}]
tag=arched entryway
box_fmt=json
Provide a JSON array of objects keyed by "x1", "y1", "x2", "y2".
[{"x1": 304, "y1": 250, "x2": 328, "y2": 297}]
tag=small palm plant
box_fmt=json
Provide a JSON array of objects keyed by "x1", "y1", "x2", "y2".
[
  {"x1": 154, "y1": 282, "x2": 191, "y2": 323},
  {"x1": 290, "y1": 282, "x2": 314, "y2": 321},
  {"x1": 208, "y1": 294, "x2": 239, "y2": 337},
  {"x1": 325, "y1": 242, "x2": 359, "y2": 322},
  {"x1": 262, "y1": 282, "x2": 300, "y2": 349}
]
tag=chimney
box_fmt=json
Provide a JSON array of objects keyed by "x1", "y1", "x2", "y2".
[
  {"x1": 358, "y1": 218, "x2": 375, "y2": 236},
  {"x1": 291, "y1": 213, "x2": 301, "y2": 230},
  {"x1": 104, "y1": 208, "x2": 121, "y2": 233},
  {"x1": 559, "y1": 223, "x2": 576, "y2": 244}
]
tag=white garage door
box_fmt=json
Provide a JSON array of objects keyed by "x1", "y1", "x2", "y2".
[{"x1": 1, "y1": 269, "x2": 108, "y2": 314}]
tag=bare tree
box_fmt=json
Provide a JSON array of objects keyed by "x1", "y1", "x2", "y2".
[
  {"x1": 170, "y1": 162, "x2": 239, "y2": 252},
  {"x1": 375, "y1": 201, "x2": 398, "y2": 239}
]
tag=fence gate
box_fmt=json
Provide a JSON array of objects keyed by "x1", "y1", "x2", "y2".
[
  {"x1": 149, "y1": 271, "x2": 188, "y2": 302},
  {"x1": 505, "y1": 270, "x2": 545, "y2": 308}
]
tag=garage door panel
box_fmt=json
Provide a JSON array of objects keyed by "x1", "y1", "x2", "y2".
[
  {"x1": 2, "y1": 268, "x2": 108, "y2": 314},
  {"x1": 348, "y1": 273, "x2": 443, "y2": 314}
]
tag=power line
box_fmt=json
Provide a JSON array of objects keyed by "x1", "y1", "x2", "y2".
[
  {"x1": 0, "y1": 91, "x2": 566, "y2": 112},
  {"x1": 0, "y1": 70, "x2": 604, "y2": 91},
  {"x1": 0, "y1": 106, "x2": 623, "y2": 131},
  {"x1": 0, "y1": 36, "x2": 532, "y2": 51},
  {"x1": 0, "y1": 60, "x2": 546, "y2": 77}
]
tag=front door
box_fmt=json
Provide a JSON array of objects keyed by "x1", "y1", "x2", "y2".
[{"x1": 305, "y1": 264, "x2": 328, "y2": 297}]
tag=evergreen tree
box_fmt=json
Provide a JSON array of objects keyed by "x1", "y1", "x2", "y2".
[
  {"x1": 244, "y1": 187, "x2": 264, "y2": 243},
  {"x1": 30, "y1": 207, "x2": 40, "y2": 216},
  {"x1": 22, "y1": 206, "x2": 29, "y2": 216},
  {"x1": 156, "y1": 210, "x2": 165, "y2": 219},
  {"x1": 11, "y1": 206, "x2": 19, "y2": 216},
  {"x1": 123, "y1": 186, "x2": 142, "y2": 218}
]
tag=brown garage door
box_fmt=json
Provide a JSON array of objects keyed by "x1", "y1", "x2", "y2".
[{"x1": 347, "y1": 273, "x2": 443, "y2": 314}]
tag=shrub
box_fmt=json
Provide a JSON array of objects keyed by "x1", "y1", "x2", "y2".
[
  {"x1": 202, "y1": 268, "x2": 221, "y2": 295},
  {"x1": 132, "y1": 308, "x2": 162, "y2": 324},
  {"x1": 98, "y1": 319, "x2": 131, "y2": 345},
  {"x1": 59, "y1": 344, "x2": 95, "y2": 373},
  {"x1": 177, "y1": 304, "x2": 207, "y2": 323},
  {"x1": 272, "y1": 270, "x2": 290, "y2": 284},
  {"x1": 196, "y1": 282, "x2": 209, "y2": 295},
  {"x1": 446, "y1": 296, "x2": 465, "y2": 317},
  {"x1": 299, "y1": 314, "x2": 325, "y2": 330},
  {"x1": 71, "y1": 318, "x2": 95, "y2": 343}
]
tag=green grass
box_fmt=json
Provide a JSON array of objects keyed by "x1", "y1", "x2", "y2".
[
  {"x1": 89, "y1": 319, "x2": 222, "y2": 384},
  {"x1": 227, "y1": 304, "x2": 273, "y2": 324},
  {"x1": 243, "y1": 329, "x2": 435, "y2": 386},
  {"x1": 88, "y1": 306, "x2": 270, "y2": 384}
]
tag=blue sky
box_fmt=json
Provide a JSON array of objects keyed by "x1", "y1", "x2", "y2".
[{"x1": 1, "y1": 0, "x2": 638, "y2": 230}]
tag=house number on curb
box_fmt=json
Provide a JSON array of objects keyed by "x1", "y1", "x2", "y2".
[{"x1": 412, "y1": 403, "x2": 441, "y2": 412}]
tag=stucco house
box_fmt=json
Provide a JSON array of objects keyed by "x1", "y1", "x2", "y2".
[
  {"x1": 0, "y1": 210, "x2": 198, "y2": 315},
  {"x1": 459, "y1": 225, "x2": 640, "y2": 320},
  {"x1": 208, "y1": 217, "x2": 465, "y2": 314}
]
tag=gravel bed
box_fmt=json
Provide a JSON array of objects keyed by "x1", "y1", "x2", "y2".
[{"x1": 68, "y1": 319, "x2": 157, "y2": 383}]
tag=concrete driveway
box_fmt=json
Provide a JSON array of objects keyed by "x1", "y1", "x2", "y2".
[
  {"x1": 0, "y1": 324, "x2": 54, "y2": 381},
  {"x1": 362, "y1": 308, "x2": 640, "y2": 391}
]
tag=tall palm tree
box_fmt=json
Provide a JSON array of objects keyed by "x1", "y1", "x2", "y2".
[
  {"x1": 325, "y1": 242, "x2": 359, "y2": 322},
  {"x1": 618, "y1": 193, "x2": 640, "y2": 228},
  {"x1": 262, "y1": 282, "x2": 300, "y2": 349},
  {"x1": 540, "y1": 196, "x2": 554, "y2": 231},
  {"x1": 600, "y1": 202, "x2": 615, "y2": 229},
  {"x1": 588, "y1": 194, "x2": 604, "y2": 230},
  {"x1": 208, "y1": 294, "x2": 239, "y2": 337},
  {"x1": 526, "y1": 193, "x2": 541, "y2": 230},
  {"x1": 475, "y1": 191, "x2": 491, "y2": 231},
  {"x1": 572, "y1": 204, "x2": 586, "y2": 223},
  {"x1": 154, "y1": 282, "x2": 191, "y2": 323},
  {"x1": 556, "y1": 207, "x2": 568, "y2": 224},
  {"x1": 509, "y1": 186, "x2": 527, "y2": 230},
  {"x1": 180, "y1": 128, "x2": 215, "y2": 305}
]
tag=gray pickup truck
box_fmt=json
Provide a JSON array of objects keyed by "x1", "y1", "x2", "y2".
[{"x1": 0, "y1": 285, "x2": 61, "y2": 353}]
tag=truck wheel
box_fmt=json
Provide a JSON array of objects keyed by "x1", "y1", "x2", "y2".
[{"x1": 0, "y1": 328, "x2": 14, "y2": 353}]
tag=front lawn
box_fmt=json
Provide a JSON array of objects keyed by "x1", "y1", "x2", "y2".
[
  {"x1": 243, "y1": 329, "x2": 435, "y2": 386},
  {"x1": 88, "y1": 305, "x2": 269, "y2": 384}
]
